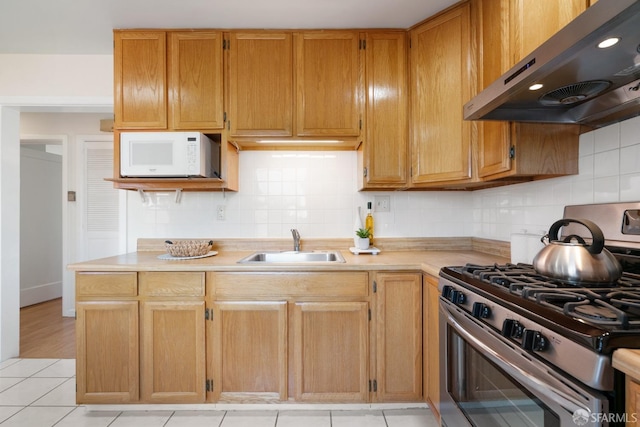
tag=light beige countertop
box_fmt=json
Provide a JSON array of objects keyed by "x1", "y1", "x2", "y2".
[
  {"x1": 68, "y1": 248, "x2": 507, "y2": 277},
  {"x1": 68, "y1": 237, "x2": 511, "y2": 277},
  {"x1": 613, "y1": 349, "x2": 640, "y2": 381}
]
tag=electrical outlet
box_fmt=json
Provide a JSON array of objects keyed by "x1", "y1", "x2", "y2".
[
  {"x1": 374, "y1": 196, "x2": 390, "y2": 212},
  {"x1": 216, "y1": 205, "x2": 225, "y2": 220}
]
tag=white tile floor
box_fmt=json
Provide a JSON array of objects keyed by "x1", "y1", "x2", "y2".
[{"x1": 0, "y1": 358, "x2": 440, "y2": 426}]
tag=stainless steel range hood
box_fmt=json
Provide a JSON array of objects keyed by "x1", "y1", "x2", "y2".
[{"x1": 464, "y1": 0, "x2": 640, "y2": 128}]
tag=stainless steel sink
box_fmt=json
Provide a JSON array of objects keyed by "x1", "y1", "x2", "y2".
[{"x1": 237, "y1": 250, "x2": 346, "y2": 263}]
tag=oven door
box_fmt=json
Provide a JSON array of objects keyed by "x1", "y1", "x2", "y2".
[{"x1": 439, "y1": 299, "x2": 608, "y2": 427}]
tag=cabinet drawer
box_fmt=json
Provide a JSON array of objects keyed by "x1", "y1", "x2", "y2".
[
  {"x1": 139, "y1": 272, "x2": 205, "y2": 296},
  {"x1": 76, "y1": 272, "x2": 138, "y2": 297},
  {"x1": 210, "y1": 272, "x2": 369, "y2": 298}
]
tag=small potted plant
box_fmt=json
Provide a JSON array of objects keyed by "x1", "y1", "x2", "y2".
[{"x1": 355, "y1": 228, "x2": 371, "y2": 250}]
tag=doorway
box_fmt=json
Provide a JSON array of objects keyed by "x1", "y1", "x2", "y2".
[{"x1": 16, "y1": 115, "x2": 123, "y2": 359}]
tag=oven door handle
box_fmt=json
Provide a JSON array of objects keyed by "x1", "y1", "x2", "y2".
[{"x1": 443, "y1": 303, "x2": 592, "y2": 416}]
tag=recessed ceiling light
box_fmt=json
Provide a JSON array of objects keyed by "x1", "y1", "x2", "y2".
[
  {"x1": 598, "y1": 37, "x2": 620, "y2": 49},
  {"x1": 529, "y1": 83, "x2": 544, "y2": 91}
]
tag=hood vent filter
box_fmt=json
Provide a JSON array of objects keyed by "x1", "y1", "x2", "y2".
[{"x1": 540, "y1": 80, "x2": 611, "y2": 106}]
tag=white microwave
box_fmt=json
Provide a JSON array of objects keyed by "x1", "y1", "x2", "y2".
[{"x1": 120, "y1": 132, "x2": 220, "y2": 178}]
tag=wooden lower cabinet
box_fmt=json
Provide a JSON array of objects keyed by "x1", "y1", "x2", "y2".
[
  {"x1": 208, "y1": 271, "x2": 371, "y2": 403},
  {"x1": 141, "y1": 301, "x2": 206, "y2": 403},
  {"x1": 76, "y1": 300, "x2": 139, "y2": 403},
  {"x1": 77, "y1": 269, "x2": 427, "y2": 405},
  {"x1": 626, "y1": 377, "x2": 640, "y2": 426},
  {"x1": 424, "y1": 274, "x2": 441, "y2": 418},
  {"x1": 293, "y1": 301, "x2": 369, "y2": 402},
  {"x1": 76, "y1": 271, "x2": 206, "y2": 404},
  {"x1": 374, "y1": 272, "x2": 422, "y2": 402},
  {"x1": 210, "y1": 301, "x2": 288, "y2": 402}
]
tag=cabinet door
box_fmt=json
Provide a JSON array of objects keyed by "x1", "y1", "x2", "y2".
[
  {"x1": 141, "y1": 301, "x2": 206, "y2": 403},
  {"x1": 510, "y1": 0, "x2": 588, "y2": 65},
  {"x1": 374, "y1": 273, "x2": 422, "y2": 402},
  {"x1": 114, "y1": 31, "x2": 167, "y2": 129},
  {"x1": 293, "y1": 301, "x2": 369, "y2": 402},
  {"x1": 475, "y1": 0, "x2": 587, "y2": 178},
  {"x1": 211, "y1": 301, "x2": 287, "y2": 402},
  {"x1": 360, "y1": 32, "x2": 408, "y2": 189},
  {"x1": 227, "y1": 32, "x2": 293, "y2": 137},
  {"x1": 410, "y1": 4, "x2": 473, "y2": 185},
  {"x1": 424, "y1": 274, "x2": 440, "y2": 417},
  {"x1": 76, "y1": 301, "x2": 139, "y2": 403},
  {"x1": 627, "y1": 378, "x2": 640, "y2": 424},
  {"x1": 295, "y1": 31, "x2": 362, "y2": 136},
  {"x1": 168, "y1": 31, "x2": 224, "y2": 130},
  {"x1": 475, "y1": 0, "x2": 512, "y2": 178}
]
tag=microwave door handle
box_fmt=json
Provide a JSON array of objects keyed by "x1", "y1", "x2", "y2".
[{"x1": 443, "y1": 304, "x2": 591, "y2": 416}]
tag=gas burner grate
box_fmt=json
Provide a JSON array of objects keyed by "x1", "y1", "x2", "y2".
[
  {"x1": 564, "y1": 299, "x2": 635, "y2": 328},
  {"x1": 617, "y1": 273, "x2": 640, "y2": 287},
  {"x1": 453, "y1": 263, "x2": 640, "y2": 329}
]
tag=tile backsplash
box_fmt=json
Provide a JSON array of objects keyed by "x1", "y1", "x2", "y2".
[{"x1": 124, "y1": 116, "x2": 640, "y2": 251}]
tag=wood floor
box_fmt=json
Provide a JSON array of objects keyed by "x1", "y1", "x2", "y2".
[{"x1": 20, "y1": 298, "x2": 75, "y2": 359}]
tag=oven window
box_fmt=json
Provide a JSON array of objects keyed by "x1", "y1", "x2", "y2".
[{"x1": 448, "y1": 328, "x2": 560, "y2": 427}]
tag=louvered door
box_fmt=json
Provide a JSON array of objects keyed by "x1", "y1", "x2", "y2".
[{"x1": 79, "y1": 139, "x2": 124, "y2": 260}]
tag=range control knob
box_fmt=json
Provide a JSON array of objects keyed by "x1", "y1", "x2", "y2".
[
  {"x1": 441, "y1": 285, "x2": 453, "y2": 300},
  {"x1": 502, "y1": 319, "x2": 524, "y2": 339},
  {"x1": 521, "y1": 329, "x2": 548, "y2": 352},
  {"x1": 448, "y1": 290, "x2": 466, "y2": 305},
  {"x1": 472, "y1": 302, "x2": 491, "y2": 319}
]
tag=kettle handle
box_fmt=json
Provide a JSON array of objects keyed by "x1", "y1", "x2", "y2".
[{"x1": 548, "y1": 218, "x2": 605, "y2": 255}]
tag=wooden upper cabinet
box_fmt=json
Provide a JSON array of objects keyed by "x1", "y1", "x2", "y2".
[
  {"x1": 114, "y1": 30, "x2": 224, "y2": 131},
  {"x1": 227, "y1": 32, "x2": 293, "y2": 138},
  {"x1": 114, "y1": 31, "x2": 167, "y2": 129},
  {"x1": 295, "y1": 31, "x2": 363, "y2": 137},
  {"x1": 510, "y1": 0, "x2": 589, "y2": 65},
  {"x1": 168, "y1": 31, "x2": 224, "y2": 130},
  {"x1": 474, "y1": 0, "x2": 585, "y2": 181},
  {"x1": 359, "y1": 31, "x2": 408, "y2": 190},
  {"x1": 409, "y1": 3, "x2": 473, "y2": 186}
]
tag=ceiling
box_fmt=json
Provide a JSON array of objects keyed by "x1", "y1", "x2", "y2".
[{"x1": 1, "y1": 0, "x2": 459, "y2": 55}]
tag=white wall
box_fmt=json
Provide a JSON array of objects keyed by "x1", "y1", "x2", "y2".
[
  {"x1": 0, "y1": 54, "x2": 112, "y2": 108},
  {"x1": 473, "y1": 116, "x2": 640, "y2": 241},
  {"x1": 124, "y1": 117, "x2": 640, "y2": 249},
  {"x1": 20, "y1": 146, "x2": 63, "y2": 307},
  {"x1": 0, "y1": 106, "x2": 21, "y2": 359},
  {"x1": 123, "y1": 152, "x2": 472, "y2": 250}
]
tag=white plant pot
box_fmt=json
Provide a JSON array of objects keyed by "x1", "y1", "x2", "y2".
[{"x1": 356, "y1": 237, "x2": 370, "y2": 250}]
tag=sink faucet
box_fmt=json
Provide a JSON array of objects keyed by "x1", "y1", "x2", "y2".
[{"x1": 291, "y1": 229, "x2": 301, "y2": 252}]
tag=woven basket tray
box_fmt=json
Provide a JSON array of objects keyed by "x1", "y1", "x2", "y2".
[{"x1": 165, "y1": 240, "x2": 213, "y2": 257}]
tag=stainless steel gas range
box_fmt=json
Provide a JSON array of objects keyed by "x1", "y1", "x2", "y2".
[{"x1": 438, "y1": 202, "x2": 640, "y2": 427}]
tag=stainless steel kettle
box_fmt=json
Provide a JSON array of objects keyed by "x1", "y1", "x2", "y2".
[{"x1": 532, "y1": 218, "x2": 623, "y2": 284}]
